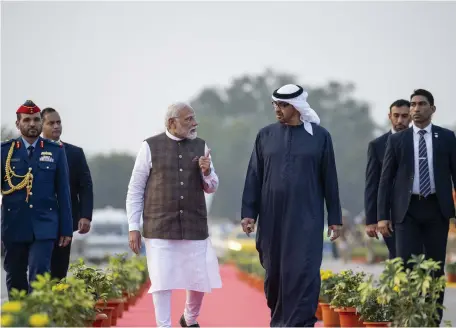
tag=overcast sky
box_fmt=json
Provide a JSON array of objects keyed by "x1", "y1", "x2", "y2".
[{"x1": 2, "y1": 1, "x2": 455, "y2": 156}]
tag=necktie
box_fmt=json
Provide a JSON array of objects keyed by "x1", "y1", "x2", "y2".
[
  {"x1": 28, "y1": 145, "x2": 34, "y2": 159},
  {"x1": 418, "y1": 130, "x2": 431, "y2": 197}
]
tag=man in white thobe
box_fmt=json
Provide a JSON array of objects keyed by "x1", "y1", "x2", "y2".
[{"x1": 126, "y1": 102, "x2": 222, "y2": 327}]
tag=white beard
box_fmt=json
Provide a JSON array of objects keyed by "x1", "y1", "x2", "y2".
[{"x1": 187, "y1": 131, "x2": 197, "y2": 140}]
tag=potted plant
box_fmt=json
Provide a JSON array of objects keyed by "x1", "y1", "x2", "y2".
[
  {"x1": 315, "y1": 270, "x2": 331, "y2": 321},
  {"x1": 319, "y1": 269, "x2": 341, "y2": 327},
  {"x1": 235, "y1": 254, "x2": 255, "y2": 283},
  {"x1": 249, "y1": 257, "x2": 265, "y2": 292},
  {"x1": 9, "y1": 274, "x2": 96, "y2": 327},
  {"x1": 124, "y1": 255, "x2": 148, "y2": 305},
  {"x1": 446, "y1": 261, "x2": 456, "y2": 283},
  {"x1": 377, "y1": 255, "x2": 447, "y2": 327},
  {"x1": 106, "y1": 253, "x2": 144, "y2": 318},
  {"x1": 357, "y1": 277, "x2": 393, "y2": 327},
  {"x1": 123, "y1": 255, "x2": 148, "y2": 306},
  {"x1": 69, "y1": 258, "x2": 122, "y2": 302},
  {"x1": 69, "y1": 258, "x2": 123, "y2": 325},
  {"x1": 329, "y1": 270, "x2": 367, "y2": 327}
]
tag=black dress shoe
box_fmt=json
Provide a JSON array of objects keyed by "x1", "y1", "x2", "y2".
[{"x1": 179, "y1": 314, "x2": 200, "y2": 327}]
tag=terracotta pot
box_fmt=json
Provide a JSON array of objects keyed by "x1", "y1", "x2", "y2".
[
  {"x1": 363, "y1": 322, "x2": 391, "y2": 327},
  {"x1": 106, "y1": 299, "x2": 124, "y2": 318},
  {"x1": 89, "y1": 313, "x2": 108, "y2": 327},
  {"x1": 320, "y1": 303, "x2": 340, "y2": 327},
  {"x1": 335, "y1": 307, "x2": 364, "y2": 327},
  {"x1": 138, "y1": 284, "x2": 146, "y2": 297},
  {"x1": 250, "y1": 276, "x2": 261, "y2": 291},
  {"x1": 143, "y1": 282, "x2": 149, "y2": 294},
  {"x1": 315, "y1": 303, "x2": 323, "y2": 321},
  {"x1": 255, "y1": 277, "x2": 264, "y2": 292},
  {"x1": 119, "y1": 294, "x2": 129, "y2": 312},
  {"x1": 447, "y1": 273, "x2": 456, "y2": 283},
  {"x1": 236, "y1": 270, "x2": 248, "y2": 282},
  {"x1": 122, "y1": 291, "x2": 129, "y2": 308},
  {"x1": 124, "y1": 299, "x2": 130, "y2": 311},
  {"x1": 133, "y1": 294, "x2": 139, "y2": 305},
  {"x1": 95, "y1": 300, "x2": 114, "y2": 327},
  {"x1": 351, "y1": 256, "x2": 367, "y2": 264},
  {"x1": 97, "y1": 307, "x2": 114, "y2": 327},
  {"x1": 124, "y1": 291, "x2": 135, "y2": 306}
]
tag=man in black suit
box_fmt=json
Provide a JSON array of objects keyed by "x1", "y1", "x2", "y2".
[
  {"x1": 364, "y1": 99, "x2": 411, "y2": 259},
  {"x1": 41, "y1": 107, "x2": 94, "y2": 280},
  {"x1": 378, "y1": 89, "x2": 456, "y2": 324}
]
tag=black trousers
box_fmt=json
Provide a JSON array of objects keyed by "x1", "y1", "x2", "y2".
[
  {"x1": 50, "y1": 240, "x2": 72, "y2": 281},
  {"x1": 383, "y1": 231, "x2": 396, "y2": 259},
  {"x1": 395, "y1": 194, "x2": 449, "y2": 324}
]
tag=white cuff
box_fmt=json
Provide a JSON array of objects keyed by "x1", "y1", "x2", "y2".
[
  {"x1": 129, "y1": 223, "x2": 141, "y2": 232},
  {"x1": 202, "y1": 170, "x2": 216, "y2": 182}
]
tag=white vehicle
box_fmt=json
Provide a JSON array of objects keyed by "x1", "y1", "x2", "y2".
[
  {"x1": 72, "y1": 193, "x2": 215, "y2": 263},
  {"x1": 71, "y1": 207, "x2": 131, "y2": 263}
]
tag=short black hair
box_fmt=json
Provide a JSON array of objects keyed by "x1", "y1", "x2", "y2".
[
  {"x1": 40, "y1": 107, "x2": 57, "y2": 121},
  {"x1": 410, "y1": 89, "x2": 434, "y2": 106},
  {"x1": 389, "y1": 99, "x2": 410, "y2": 111}
]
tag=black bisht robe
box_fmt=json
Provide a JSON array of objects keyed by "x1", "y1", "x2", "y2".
[{"x1": 241, "y1": 122, "x2": 342, "y2": 327}]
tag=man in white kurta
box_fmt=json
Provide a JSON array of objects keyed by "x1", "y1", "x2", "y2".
[{"x1": 126, "y1": 102, "x2": 222, "y2": 327}]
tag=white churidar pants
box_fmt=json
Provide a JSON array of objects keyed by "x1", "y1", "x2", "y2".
[
  {"x1": 144, "y1": 237, "x2": 222, "y2": 327},
  {"x1": 152, "y1": 290, "x2": 204, "y2": 327}
]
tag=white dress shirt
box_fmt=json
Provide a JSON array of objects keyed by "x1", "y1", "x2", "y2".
[
  {"x1": 126, "y1": 130, "x2": 219, "y2": 232},
  {"x1": 412, "y1": 123, "x2": 435, "y2": 194}
]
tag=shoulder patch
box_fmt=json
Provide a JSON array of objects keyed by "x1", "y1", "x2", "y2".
[
  {"x1": 43, "y1": 138, "x2": 62, "y2": 147},
  {"x1": 1, "y1": 139, "x2": 14, "y2": 147}
]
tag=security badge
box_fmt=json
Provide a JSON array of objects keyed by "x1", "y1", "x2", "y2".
[{"x1": 39, "y1": 151, "x2": 54, "y2": 163}]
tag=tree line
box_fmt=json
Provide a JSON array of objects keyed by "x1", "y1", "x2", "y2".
[{"x1": 2, "y1": 69, "x2": 455, "y2": 220}]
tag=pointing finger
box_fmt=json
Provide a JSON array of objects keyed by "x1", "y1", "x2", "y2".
[{"x1": 205, "y1": 149, "x2": 211, "y2": 157}]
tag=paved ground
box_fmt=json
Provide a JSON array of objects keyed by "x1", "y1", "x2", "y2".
[{"x1": 321, "y1": 257, "x2": 456, "y2": 325}]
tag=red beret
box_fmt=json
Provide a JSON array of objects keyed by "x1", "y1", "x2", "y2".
[{"x1": 16, "y1": 100, "x2": 40, "y2": 114}]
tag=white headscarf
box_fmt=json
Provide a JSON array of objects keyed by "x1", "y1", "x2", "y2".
[{"x1": 272, "y1": 84, "x2": 320, "y2": 135}]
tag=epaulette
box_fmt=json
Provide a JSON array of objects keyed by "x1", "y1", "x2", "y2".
[
  {"x1": 43, "y1": 138, "x2": 63, "y2": 148},
  {"x1": 1, "y1": 139, "x2": 14, "y2": 147}
]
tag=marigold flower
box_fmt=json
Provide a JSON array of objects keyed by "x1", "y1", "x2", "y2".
[
  {"x1": 1, "y1": 314, "x2": 14, "y2": 326},
  {"x1": 1, "y1": 301, "x2": 22, "y2": 313},
  {"x1": 29, "y1": 313, "x2": 50, "y2": 327}
]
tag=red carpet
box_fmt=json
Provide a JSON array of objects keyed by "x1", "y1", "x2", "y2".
[{"x1": 116, "y1": 265, "x2": 323, "y2": 327}]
